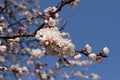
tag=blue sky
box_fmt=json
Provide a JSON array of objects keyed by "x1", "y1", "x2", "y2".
[{"x1": 40, "y1": 0, "x2": 120, "y2": 80}]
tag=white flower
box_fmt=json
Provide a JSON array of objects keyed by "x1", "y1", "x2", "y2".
[
  {"x1": 0, "y1": 56, "x2": 5, "y2": 63},
  {"x1": 21, "y1": 66, "x2": 29, "y2": 75},
  {"x1": 20, "y1": 48, "x2": 31, "y2": 54},
  {"x1": 55, "y1": 62, "x2": 60, "y2": 69},
  {"x1": 90, "y1": 73, "x2": 101, "y2": 80},
  {"x1": 10, "y1": 64, "x2": 29, "y2": 76},
  {"x1": 30, "y1": 49, "x2": 44, "y2": 59},
  {"x1": 49, "y1": 76, "x2": 55, "y2": 80},
  {"x1": 102, "y1": 47, "x2": 109, "y2": 55},
  {"x1": 44, "y1": 6, "x2": 58, "y2": 18},
  {"x1": 0, "y1": 27, "x2": 3, "y2": 31},
  {"x1": 62, "y1": 72, "x2": 69, "y2": 80},
  {"x1": 44, "y1": 7, "x2": 57, "y2": 13},
  {"x1": 88, "y1": 53, "x2": 96, "y2": 60},
  {"x1": 22, "y1": 11, "x2": 32, "y2": 21},
  {"x1": 73, "y1": 54, "x2": 81, "y2": 60},
  {"x1": 0, "y1": 45, "x2": 7, "y2": 53},
  {"x1": 0, "y1": 40, "x2": 1, "y2": 45},
  {"x1": 72, "y1": 71, "x2": 89, "y2": 79},
  {"x1": 0, "y1": 26, "x2": 3, "y2": 34},
  {"x1": 0, "y1": 66, "x2": 7, "y2": 71},
  {"x1": 96, "y1": 56, "x2": 103, "y2": 63},
  {"x1": 48, "y1": 69, "x2": 54, "y2": 75},
  {"x1": 40, "y1": 72, "x2": 47, "y2": 80},
  {"x1": 61, "y1": 32, "x2": 70, "y2": 38},
  {"x1": 85, "y1": 44, "x2": 92, "y2": 53},
  {"x1": 45, "y1": 17, "x2": 57, "y2": 26},
  {"x1": 70, "y1": 0, "x2": 80, "y2": 9},
  {"x1": 23, "y1": 11, "x2": 29, "y2": 16},
  {"x1": 55, "y1": 13, "x2": 59, "y2": 18},
  {"x1": 8, "y1": 37, "x2": 20, "y2": 42},
  {"x1": 80, "y1": 60, "x2": 93, "y2": 66},
  {"x1": 0, "y1": 17, "x2": 4, "y2": 21},
  {"x1": 15, "y1": 37, "x2": 20, "y2": 42},
  {"x1": 7, "y1": 28, "x2": 12, "y2": 33},
  {"x1": 10, "y1": 64, "x2": 19, "y2": 74}
]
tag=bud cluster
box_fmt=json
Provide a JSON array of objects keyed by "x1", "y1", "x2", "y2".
[{"x1": 80, "y1": 44, "x2": 110, "y2": 63}]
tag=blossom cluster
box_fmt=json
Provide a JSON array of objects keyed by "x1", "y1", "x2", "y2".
[
  {"x1": 36, "y1": 69, "x2": 55, "y2": 80},
  {"x1": 10, "y1": 64, "x2": 29, "y2": 76},
  {"x1": 35, "y1": 27, "x2": 75, "y2": 57},
  {"x1": 44, "y1": 7, "x2": 58, "y2": 18},
  {"x1": 44, "y1": 6, "x2": 59, "y2": 27}
]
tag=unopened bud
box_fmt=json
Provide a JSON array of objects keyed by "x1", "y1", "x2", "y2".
[
  {"x1": 73, "y1": 54, "x2": 81, "y2": 60},
  {"x1": 85, "y1": 44, "x2": 92, "y2": 53},
  {"x1": 102, "y1": 47, "x2": 109, "y2": 55},
  {"x1": 88, "y1": 53, "x2": 96, "y2": 60}
]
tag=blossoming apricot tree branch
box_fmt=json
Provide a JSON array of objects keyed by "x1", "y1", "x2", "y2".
[{"x1": 0, "y1": 0, "x2": 109, "y2": 80}]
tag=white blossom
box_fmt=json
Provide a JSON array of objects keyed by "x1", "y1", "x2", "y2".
[
  {"x1": 40, "y1": 71, "x2": 47, "y2": 80},
  {"x1": 96, "y1": 56, "x2": 103, "y2": 63},
  {"x1": 45, "y1": 17, "x2": 57, "y2": 26},
  {"x1": 22, "y1": 11, "x2": 32, "y2": 21},
  {"x1": 67, "y1": 60, "x2": 93, "y2": 66},
  {"x1": 0, "y1": 75, "x2": 4, "y2": 80},
  {"x1": 55, "y1": 62, "x2": 60, "y2": 69},
  {"x1": 62, "y1": 72, "x2": 69, "y2": 80},
  {"x1": 0, "y1": 45, "x2": 7, "y2": 53},
  {"x1": 72, "y1": 71, "x2": 89, "y2": 79},
  {"x1": 0, "y1": 66, "x2": 7, "y2": 71},
  {"x1": 30, "y1": 48, "x2": 44, "y2": 59},
  {"x1": 44, "y1": 6, "x2": 57, "y2": 13},
  {"x1": 10, "y1": 64, "x2": 19, "y2": 74},
  {"x1": 70, "y1": 0, "x2": 80, "y2": 9},
  {"x1": 0, "y1": 56, "x2": 5, "y2": 63},
  {"x1": 0, "y1": 27, "x2": 3, "y2": 31},
  {"x1": 7, "y1": 28, "x2": 12, "y2": 33},
  {"x1": 88, "y1": 53, "x2": 96, "y2": 60},
  {"x1": 20, "y1": 66, "x2": 29, "y2": 76},
  {"x1": 8, "y1": 37, "x2": 20, "y2": 42},
  {"x1": 61, "y1": 32, "x2": 70, "y2": 38},
  {"x1": 90, "y1": 73, "x2": 101, "y2": 80},
  {"x1": 20, "y1": 48, "x2": 31, "y2": 54},
  {"x1": 73, "y1": 54, "x2": 81, "y2": 60},
  {"x1": 85, "y1": 44, "x2": 92, "y2": 53},
  {"x1": 10, "y1": 64, "x2": 29, "y2": 76},
  {"x1": 80, "y1": 60, "x2": 93, "y2": 66},
  {"x1": 44, "y1": 6, "x2": 58, "y2": 18},
  {"x1": 48, "y1": 69, "x2": 54, "y2": 75},
  {"x1": 49, "y1": 76, "x2": 55, "y2": 80},
  {"x1": 0, "y1": 17, "x2": 4, "y2": 21},
  {"x1": 102, "y1": 47, "x2": 109, "y2": 55},
  {"x1": 0, "y1": 26, "x2": 3, "y2": 34}
]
